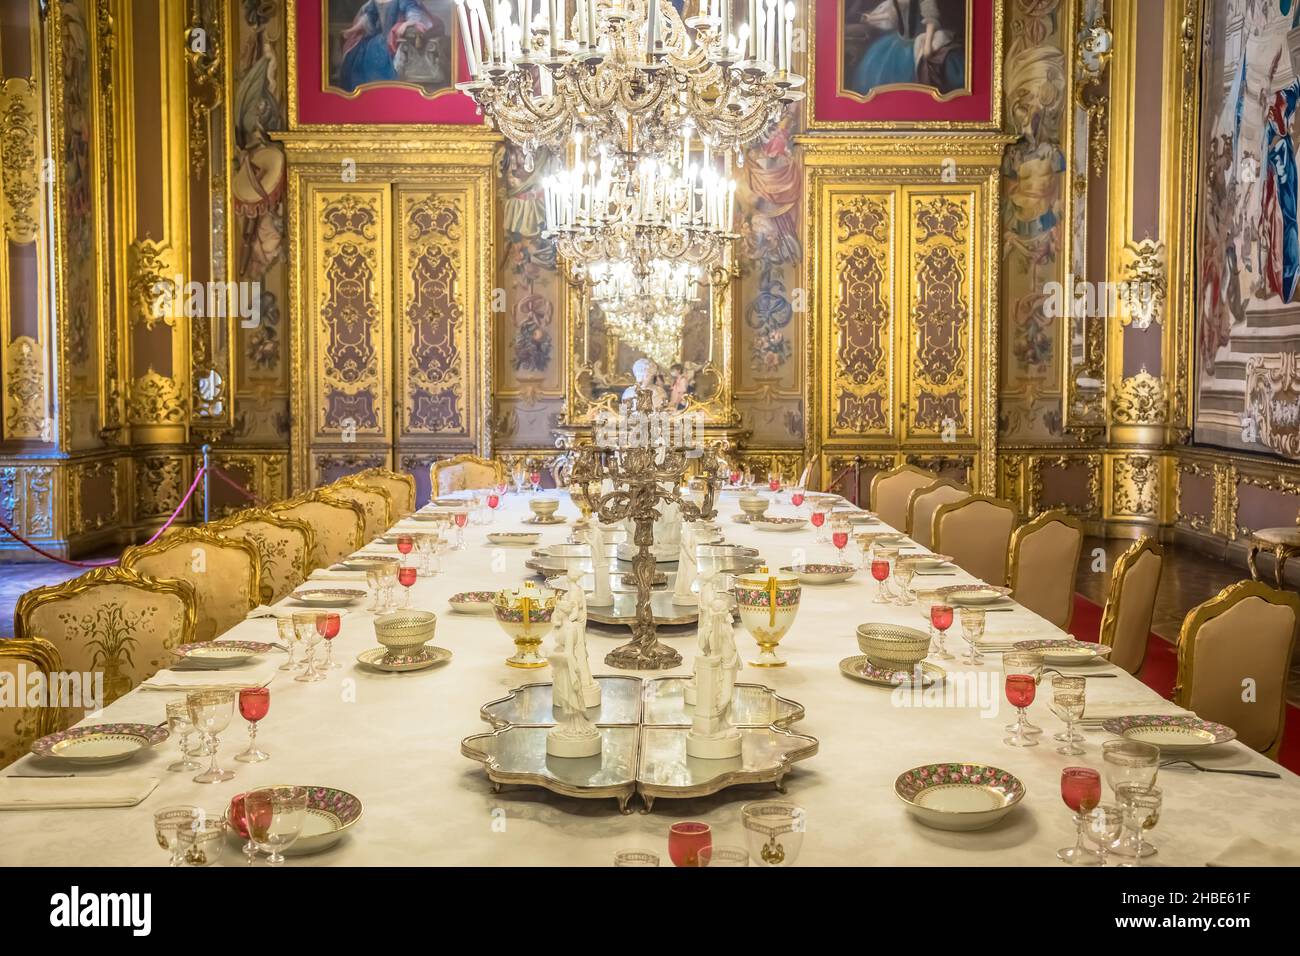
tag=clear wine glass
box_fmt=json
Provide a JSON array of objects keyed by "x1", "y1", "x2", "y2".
[
  {"x1": 892, "y1": 558, "x2": 916, "y2": 606},
  {"x1": 959, "y1": 606, "x2": 986, "y2": 665},
  {"x1": 1058, "y1": 767, "x2": 1102, "y2": 865},
  {"x1": 275, "y1": 616, "x2": 298, "y2": 671},
  {"x1": 1115, "y1": 783, "x2": 1162, "y2": 867},
  {"x1": 245, "y1": 786, "x2": 308, "y2": 866},
  {"x1": 155, "y1": 805, "x2": 202, "y2": 866},
  {"x1": 177, "y1": 811, "x2": 227, "y2": 866},
  {"x1": 1103, "y1": 740, "x2": 1160, "y2": 859},
  {"x1": 186, "y1": 690, "x2": 236, "y2": 783},
  {"x1": 1083, "y1": 805, "x2": 1124, "y2": 867},
  {"x1": 165, "y1": 700, "x2": 202, "y2": 772},
  {"x1": 1051, "y1": 675, "x2": 1086, "y2": 756},
  {"x1": 293, "y1": 613, "x2": 324, "y2": 683}
]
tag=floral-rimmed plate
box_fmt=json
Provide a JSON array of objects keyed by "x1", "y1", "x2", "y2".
[
  {"x1": 487, "y1": 531, "x2": 542, "y2": 546},
  {"x1": 356, "y1": 645, "x2": 452, "y2": 673},
  {"x1": 338, "y1": 556, "x2": 399, "y2": 572},
  {"x1": 228, "y1": 786, "x2": 363, "y2": 855},
  {"x1": 408, "y1": 511, "x2": 449, "y2": 522},
  {"x1": 781, "y1": 564, "x2": 856, "y2": 585},
  {"x1": 855, "y1": 531, "x2": 908, "y2": 548},
  {"x1": 449, "y1": 591, "x2": 496, "y2": 614},
  {"x1": 751, "y1": 517, "x2": 808, "y2": 533},
  {"x1": 291, "y1": 587, "x2": 366, "y2": 608},
  {"x1": 936, "y1": 584, "x2": 1013, "y2": 606},
  {"x1": 174, "y1": 640, "x2": 275, "y2": 668},
  {"x1": 834, "y1": 510, "x2": 878, "y2": 525},
  {"x1": 1012, "y1": 638, "x2": 1112, "y2": 665},
  {"x1": 900, "y1": 553, "x2": 954, "y2": 571},
  {"x1": 1100, "y1": 714, "x2": 1236, "y2": 753},
  {"x1": 895, "y1": 763, "x2": 1026, "y2": 832},
  {"x1": 839, "y1": 656, "x2": 945, "y2": 689},
  {"x1": 30, "y1": 723, "x2": 170, "y2": 766}
]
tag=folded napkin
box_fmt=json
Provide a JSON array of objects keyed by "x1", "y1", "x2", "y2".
[
  {"x1": 0, "y1": 775, "x2": 160, "y2": 810},
  {"x1": 246, "y1": 604, "x2": 351, "y2": 621},
  {"x1": 141, "y1": 663, "x2": 277, "y2": 692},
  {"x1": 308, "y1": 569, "x2": 369, "y2": 582},
  {"x1": 1208, "y1": 836, "x2": 1300, "y2": 867},
  {"x1": 1078, "y1": 699, "x2": 1187, "y2": 723}
]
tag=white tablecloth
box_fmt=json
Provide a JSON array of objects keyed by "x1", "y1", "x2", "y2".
[{"x1": 4, "y1": 492, "x2": 1300, "y2": 866}]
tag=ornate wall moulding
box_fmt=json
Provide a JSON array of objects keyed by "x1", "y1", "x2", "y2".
[
  {"x1": 1110, "y1": 454, "x2": 1160, "y2": 519},
  {"x1": 1111, "y1": 368, "x2": 1167, "y2": 425},
  {"x1": 0, "y1": 77, "x2": 42, "y2": 245},
  {"x1": 127, "y1": 368, "x2": 186, "y2": 426},
  {"x1": 1118, "y1": 236, "x2": 1166, "y2": 329}
]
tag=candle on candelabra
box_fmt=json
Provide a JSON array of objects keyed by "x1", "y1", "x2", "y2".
[
  {"x1": 455, "y1": 0, "x2": 481, "y2": 75},
  {"x1": 782, "y1": 1, "x2": 794, "y2": 73},
  {"x1": 647, "y1": 0, "x2": 659, "y2": 57}
]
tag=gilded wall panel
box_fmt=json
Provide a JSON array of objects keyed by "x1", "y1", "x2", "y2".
[
  {"x1": 0, "y1": 77, "x2": 41, "y2": 245},
  {"x1": 134, "y1": 455, "x2": 187, "y2": 521}
]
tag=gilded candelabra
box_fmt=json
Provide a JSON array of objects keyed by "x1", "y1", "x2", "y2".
[{"x1": 569, "y1": 388, "x2": 724, "y2": 669}]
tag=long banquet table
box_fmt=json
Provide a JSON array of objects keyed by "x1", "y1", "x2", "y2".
[{"x1": 4, "y1": 490, "x2": 1300, "y2": 866}]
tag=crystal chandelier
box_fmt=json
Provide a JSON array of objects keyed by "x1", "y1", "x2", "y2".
[
  {"x1": 582, "y1": 258, "x2": 702, "y2": 314},
  {"x1": 601, "y1": 301, "x2": 692, "y2": 369},
  {"x1": 542, "y1": 125, "x2": 736, "y2": 267},
  {"x1": 453, "y1": 0, "x2": 804, "y2": 164}
]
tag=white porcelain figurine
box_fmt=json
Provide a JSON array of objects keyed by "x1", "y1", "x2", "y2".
[
  {"x1": 546, "y1": 588, "x2": 602, "y2": 758},
  {"x1": 685, "y1": 591, "x2": 742, "y2": 760}
]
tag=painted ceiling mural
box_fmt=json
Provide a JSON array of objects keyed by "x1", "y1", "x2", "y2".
[{"x1": 1196, "y1": 0, "x2": 1300, "y2": 460}]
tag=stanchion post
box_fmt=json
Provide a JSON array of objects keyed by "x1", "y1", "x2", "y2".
[{"x1": 201, "y1": 444, "x2": 211, "y2": 523}]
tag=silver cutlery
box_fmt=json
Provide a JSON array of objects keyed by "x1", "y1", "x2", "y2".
[
  {"x1": 1042, "y1": 667, "x2": 1117, "y2": 679},
  {"x1": 6, "y1": 773, "x2": 77, "y2": 778},
  {"x1": 1160, "y1": 759, "x2": 1280, "y2": 779}
]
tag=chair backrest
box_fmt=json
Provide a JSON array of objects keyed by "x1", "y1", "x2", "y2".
[
  {"x1": 870, "y1": 464, "x2": 936, "y2": 531},
  {"x1": 796, "y1": 454, "x2": 819, "y2": 492},
  {"x1": 271, "y1": 491, "x2": 366, "y2": 570},
  {"x1": 906, "y1": 480, "x2": 969, "y2": 549},
  {"x1": 1175, "y1": 580, "x2": 1300, "y2": 758},
  {"x1": 357, "y1": 468, "x2": 417, "y2": 517},
  {"x1": 122, "y1": 528, "x2": 260, "y2": 643},
  {"x1": 208, "y1": 509, "x2": 315, "y2": 603},
  {"x1": 932, "y1": 495, "x2": 1018, "y2": 585},
  {"x1": 431, "y1": 454, "x2": 504, "y2": 496},
  {"x1": 1008, "y1": 510, "x2": 1084, "y2": 630},
  {"x1": 0, "y1": 637, "x2": 64, "y2": 769},
  {"x1": 329, "y1": 478, "x2": 393, "y2": 540},
  {"x1": 14, "y1": 567, "x2": 198, "y2": 715},
  {"x1": 1098, "y1": 537, "x2": 1164, "y2": 675}
]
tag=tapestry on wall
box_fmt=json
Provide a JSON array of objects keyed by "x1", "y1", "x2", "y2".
[{"x1": 1196, "y1": 0, "x2": 1300, "y2": 459}]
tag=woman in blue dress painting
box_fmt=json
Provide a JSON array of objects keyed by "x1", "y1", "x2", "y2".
[
  {"x1": 847, "y1": 0, "x2": 964, "y2": 97},
  {"x1": 337, "y1": 0, "x2": 444, "y2": 92}
]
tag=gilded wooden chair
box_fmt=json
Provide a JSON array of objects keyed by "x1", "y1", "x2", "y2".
[
  {"x1": 271, "y1": 490, "x2": 366, "y2": 571},
  {"x1": 329, "y1": 476, "x2": 394, "y2": 539},
  {"x1": 1007, "y1": 510, "x2": 1084, "y2": 630},
  {"x1": 207, "y1": 509, "x2": 315, "y2": 603},
  {"x1": 122, "y1": 528, "x2": 260, "y2": 643},
  {"x1": 905, "y1": 479, "x2": 969, "y2": 550},
  {"x1": 1097, "y1": 537, "x2": 1164, "y2": 675},
  {"x1": 795, "y1": 454, "x2": 819, "y2": 492},
  {"x1": 1174, "y1": 580, "x2": 1300, "y2": 759},
  {"x1": 14, "y1": 567, "x2": 198, "y2": 715},
  {"x1": 0, "y1": 638, "x2": 64, "y2": 769},
  {"x1": 932, "y1": 495, "x2": 1018, "y2": 586},
  {"x1": 870, "y1": 464, "x2": 936, "y2": 531},
  {"x1": 357, "y1": 467, "x2": 417, "y2": 517},
  {"x1": 431, "y1": 454, "x2": 504, "y2": 496}
]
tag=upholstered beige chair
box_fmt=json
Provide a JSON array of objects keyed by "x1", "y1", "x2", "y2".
[
  {"x1": 357, "y1": 467, "x2": 417, "y2": 517},
  {"x1": 15, "y1": 567, "x2": 198, "y2": 715},
  {"x1": 431, "y1": 454, "x2": 504, "y2": 496},
  {"x1": 1097, "y1": 537, "x2": 1164, "y2": 675},
  {"x1": 1007, "y1": 510, "x2": 1084, "y2": 630},
  {"x1": 328, "y1": 476, "x2": 393, "y2": 539},
  {"x1": 795, "y1": 454, "x2": 819, "y2": 492},
  {"x1": 870, "y1": 464, "x2": 936, "y2": 531},
  {"x1": 906, "y1": 480, "x2": 969, "y2": 549},
  {"x1": 208, "y1": 509, "x2": 315, "y2": 603},
  {"x1": 1175, "y1": 581, "x2": 1300, "y2": 759},
  {"x1": 932, "y1": 495, "x2": 1018, "y2": 586},
  {"x1": 0, "y1": 638, "x2": 64, "y2": 769},
  {"x1": 271, "y1": 490, "x2": 366, "y2": 570},
  {"x1": 122, "y1": 528, "x2": 260, "y2": 643}
]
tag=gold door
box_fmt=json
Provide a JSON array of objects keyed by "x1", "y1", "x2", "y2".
[{"x1": 803, "y1": 137, "x2": 1006, "y2": 493}]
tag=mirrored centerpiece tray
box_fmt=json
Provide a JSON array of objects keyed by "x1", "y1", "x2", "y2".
[{"x1": 461, "y1": 676, "x2": 817, "y2": 813}]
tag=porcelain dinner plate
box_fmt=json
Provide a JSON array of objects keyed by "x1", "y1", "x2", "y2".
[
  {"x1": 229, "y1": 786, "x2": 363, "y2": 855},
  {"x1": 488, "y1": 531, "x2": 541, "y2": 546},
  {"x1": 1012, "y1": 638, "x2": 1111, "y2": 665},
  {"x1": 449, "y1": 591, "x2": 496, "y2": 614},
  {"x1": 781, "y1": 564, "x2": 856, "y2": 585},
  {"x1": 1100, "y1": 714, "x2": 1236, "y2": 753},
  {"x1": 292, "y1": 588, "x2": 366, "y2": 608},
  {"x1": 338, "y1": 556, "x2": 398, "y2": 572},
  {"x1": 356, "y1": 645, "x2": 452, "y2": 673},
  {"x1": 751, "y1": 517, "x2": 808, "y2": 533},
  {"x1": 839, "y1": 656, "x2": 944, "y2": 689},
  {"x1": 30, "y1": 723, "x2": 169, "y2": 766},
  {"x1": 894, "y1": 763, "x2": 1025, "y2": 831},
  {"x1": 174, "y1": 640, "x2": 273, "y2": 668},
  {"x1": 903, "y1": 553, "x2": 953, "y2": 571},
  {"x1": 937, "y1": 584, "x2": 1013, "y2": 606}
]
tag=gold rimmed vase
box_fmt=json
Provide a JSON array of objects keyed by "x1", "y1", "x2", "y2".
[
  {"x1": 733, "y1": 570, "x2": 802, "y2": 667},
  {"x1": 492, "y1": 583, "x2": 558, "y2": 668}
]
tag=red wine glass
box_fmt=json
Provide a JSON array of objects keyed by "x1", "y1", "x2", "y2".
[
  {"x1": 316, "y1": 611, "x2": 342, "y2": 670},
  {"x1": 235, "y1": 686, "x2": 270, "y2": 763},
  {"x1": 529, "y1": 470, "x2": 542, "y2": 493},
  {"x1": 729, "y1": 469, "x2": 741, "y2": 486},
  {"x1": 668, "y1": 821, "x2": 713, "y2": 867},
  {"x1": 228, "y1": 792, "x2": 259, "y2": 864},
  {"x1": 871, "y1": 558, "x2": 891, "y2": 604},
  {"x1": 1058, "y1": 768, "x2": 1103, "y2": 865},
  {"x1": 929, "y1": 603, "x2": 954, "y2": 658},
  {"x1": 397, "y1": 566, "x2": 417, "y2": 607},
  {"x1": 791, "y1": 489, "x2": 805, "y2": 511},
  {"x1": 453, "y1": 510, "x2": 468, "y2": 549},
  {"x1": 810, "y1": 508, "x2": 827, "y2": 544},
  {"x1": 1003, "y1": 652, "x2": 1040, "y2": 748},
  {"x1": 832, "y1": 529, "x2": 849, "y2": 562},
  {"x1": 396, "y1": 534, "x2": 414, "y2": 557}
]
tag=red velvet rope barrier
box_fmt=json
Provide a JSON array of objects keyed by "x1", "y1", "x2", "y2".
[{"x1": 0, "y1": 466, "x2": 207, "y2": 568}]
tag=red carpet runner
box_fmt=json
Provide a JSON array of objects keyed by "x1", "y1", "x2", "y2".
[{"x1": 1071, "y1": 594, "x2": 1300, "y2": 774}]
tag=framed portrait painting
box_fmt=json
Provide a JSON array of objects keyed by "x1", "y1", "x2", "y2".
[
  {"x1": 288, "y1": 0, "x2": 482, "y2": 127},
  {"x1": 807, "y1": 0, "x2": 1003, "y2": 129}
]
